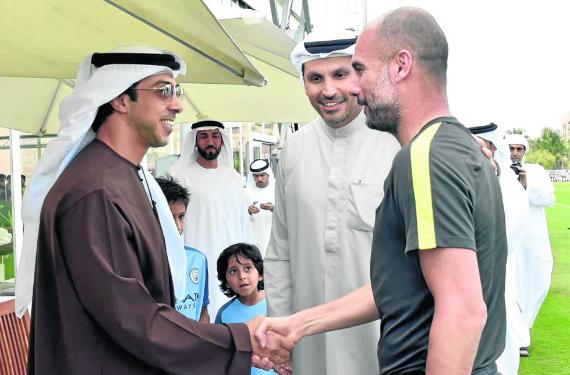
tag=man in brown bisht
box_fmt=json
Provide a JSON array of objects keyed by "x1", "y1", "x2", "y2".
[{"x1": 18, "y1": 45, "x2": 291, "y2": 375}]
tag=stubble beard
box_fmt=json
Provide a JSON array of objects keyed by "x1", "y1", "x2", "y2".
[
  {"x1": 361, "y1": 67, "x2": 401, "y2": 137},
  {"x1": 365, "y1": 99, "x2": 401, "y2": 137}
]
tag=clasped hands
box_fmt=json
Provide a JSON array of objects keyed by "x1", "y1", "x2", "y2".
[
  {"x1": 247, "y1": 315, "x2": 299, "y2": 375},
  {"x1": 248, "y1": 202, "x2": 274, "y2": 215}
]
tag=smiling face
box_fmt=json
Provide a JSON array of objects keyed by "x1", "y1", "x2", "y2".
[
  {"x1": 302, "y1": 56, "x2": 362, "y2": 128},
  {"x1": 127, "y1": 73, "x2": 183, "y2": 148},
  {"x1": 225, "y1": 254, "x2": 263, "y2": 300}
]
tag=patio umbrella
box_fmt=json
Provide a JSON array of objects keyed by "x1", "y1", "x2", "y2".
[
  {"x1": 0, "y1": 0, "x2": 264, "y2": 85},
  {"x1": 179, "y1": 7, "x2": 316, "y2": 123},
  {"x1": 0, "y1": 5, "x2": 316, "y2": 134},
  {"x1": 0, "y1": 78, "x2": 72, "y2": 135}
]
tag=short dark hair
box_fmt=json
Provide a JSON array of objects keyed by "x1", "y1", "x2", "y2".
[
  {"x1": 155, "y1": 176, "x2": 189, "y2": 207},
  {"x1": 378, "y1": 7, "x2": 448, "y2": 87},
  {"x1": 91, "y1": 83, "x2": 139, "y2": 133},
  {"x1": 217, "y1": 243, "x2": 264, "y2": 297}
]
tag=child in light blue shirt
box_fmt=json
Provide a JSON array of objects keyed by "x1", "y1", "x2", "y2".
[
  {"x1": 215, "y1": 243, "x2": 275, "y2": 375},
  {"x1": 156, "y1": 176, "x2": 209, "y2": 322}
]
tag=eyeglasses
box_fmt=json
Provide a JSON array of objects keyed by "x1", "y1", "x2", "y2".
[{"x1": 133, "y1": 83, "x2": 184, "y2": 101}]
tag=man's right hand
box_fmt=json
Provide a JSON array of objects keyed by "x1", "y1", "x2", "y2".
[
  {"x1": 248, "y1": 202, "x2": 260, "y2": 215},
  {"x1": 247, "y1": 316, "x2": 294, "y2": 374},
  {"x1": 517, "y1": 167, "x2": 527, "y2": 189}
]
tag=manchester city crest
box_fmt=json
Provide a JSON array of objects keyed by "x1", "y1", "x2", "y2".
[{"x1": 190, "y1": 268, "x2": 200, "y2": 284}]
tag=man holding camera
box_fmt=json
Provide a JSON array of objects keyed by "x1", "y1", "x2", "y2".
[{"x1": 506, "y1": 134, "x2": 555, "y2": 357}]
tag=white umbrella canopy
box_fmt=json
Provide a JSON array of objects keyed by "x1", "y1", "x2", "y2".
[
  {"x1": 0, "y1": 78, "x2": 72, "y2": 135},
  {"x1": 178, "y1": 7, "x2": 316, "y2": 124},
  {"x1": 0, "y1": 5, "x2": 316, "y2": 133},
  {"x1": 215, "y1": 7, "x2": 298, "y2": 76},
  {"x1": 180, "y1": 55, "x2": 316, "y2": 123},
  {"x1": 0, "y1": 0, "x2": 264, "y2": 85}
]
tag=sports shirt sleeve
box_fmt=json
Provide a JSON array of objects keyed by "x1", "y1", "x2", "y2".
[{"x1": 401, "y1": 123, "x2": 477, "y2": 253}]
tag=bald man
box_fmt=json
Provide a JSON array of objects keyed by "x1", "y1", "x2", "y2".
[{"x1": 256, "y1": 8, "x2": 507, "y2": 375}]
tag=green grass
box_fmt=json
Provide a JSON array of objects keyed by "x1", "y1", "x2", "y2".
[
  {"x1": 519, "y1": 182, "x2": 570, "y2": 374},
  {"x1": 3, "y1": 253, "x2": 15, "y2": 279}
]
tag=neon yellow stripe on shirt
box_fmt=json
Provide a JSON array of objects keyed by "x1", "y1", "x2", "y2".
[{"x1": 410, "y1": 122, "x2": 441, "y2": 250}]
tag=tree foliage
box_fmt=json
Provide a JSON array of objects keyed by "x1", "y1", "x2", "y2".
[
  {"x1": 525, "y1": 149, "x2": 557, "y2": 169},
  {"x1": 526, "y1": 128, "x2": 569, "y2": 169}
]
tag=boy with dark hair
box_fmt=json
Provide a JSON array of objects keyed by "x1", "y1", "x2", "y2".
[
  {"x1": 216, "y1": 243, "x2": 275, "y2": 375},
  {"x1": 156, "y1": 176, "x2": 210, "y2": 322},
  {"x1": 156, "y1": 176, "x2": 189, "y2": 234}
]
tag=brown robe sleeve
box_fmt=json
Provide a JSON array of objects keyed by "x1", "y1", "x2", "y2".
[{"x1": 56, "y1": 189, "x2": 252, "y2": 374}]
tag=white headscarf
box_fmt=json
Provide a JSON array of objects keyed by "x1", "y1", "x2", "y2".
[
  {"x1": 16, "y1": 45, "x2": 188, "y2": 317},
  {"x1": 290, "y1": 29, "x2": 358, "y2": 82},
  {"x1": 246, "y1": 159, "x2": 274, "y2": 190},
  {"x1": 505, "y1": 134, "x2": 530, "y2": 163},
  {"x1": 475, "y1": 127, "x2": 513, "y2": 175},
  {"x1": 168, "y1": 119, "x2": 233, "y2": 176}
]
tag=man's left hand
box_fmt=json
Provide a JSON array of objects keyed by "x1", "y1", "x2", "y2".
[{"x1": 260, "y1": 202, "x2": 274, "y2": 212}]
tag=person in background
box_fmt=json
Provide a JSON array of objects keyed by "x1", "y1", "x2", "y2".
[
  {"x1": 470, "y1": 124, "x2": 529, "y2": 375},
  {"x1": 506, "y1": 133, "x2": 556, "y2": 357},
  {"x1": 245, "y1": 159, "x2": 275, "y2": 256},
  {"x1": 156, "y1": 175, "x2": 210, "y2": 323},
  {"x1": 216, "y1": 243, "x2": 276, "y2": 375},
  {"x1": 169, "y1": 119, "x2": 255, "y2": 318}
]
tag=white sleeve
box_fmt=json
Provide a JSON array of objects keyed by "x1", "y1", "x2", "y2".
[
  {"x1": 525, "y1": 164, "x2": 555, "y2": 207},
  {"x1": 237, "y1": 177, "x2": 256, "y2": 243},
  {"x1": 264, "y1": 145, "x2": 293, "y2": 317}
]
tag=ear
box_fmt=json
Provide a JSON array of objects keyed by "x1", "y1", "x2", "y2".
[
  {"x1": 109, "y1": 94, "x2": 130, "y2": 114},
  {"x1": 392, "y1": 49, "x2": 413, "y2": 83}
]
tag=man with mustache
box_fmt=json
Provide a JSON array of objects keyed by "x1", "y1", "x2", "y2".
[
  {"x1": 169, "y1": 120, "x2": 255, "y2": 319},
  {"x1": 264, "y1": 30, "x2": 400, "y2": 375}
]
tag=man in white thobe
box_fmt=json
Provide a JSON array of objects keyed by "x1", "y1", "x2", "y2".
[
  {"x1": 169, "y1": 119, "x2": 255, "y2": 318},
  {"x1": 506, "y1": 133, "x2": 555, "y2": 356},
  {"x1": 471, "y1": 124, "x2": 529, "y2": 375},
  {"x1": 245, "y1": 159, "x2": 275, "y2": 257},
  {"x1": 264, "y1": 31, "x2": 400, "y2": 375}
]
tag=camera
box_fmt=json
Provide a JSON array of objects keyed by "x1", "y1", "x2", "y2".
[{"x1": 510, "y1": 161, "x2": 522, "y2": 175}]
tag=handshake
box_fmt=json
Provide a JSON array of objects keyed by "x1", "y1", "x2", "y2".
[
  {"x1": 244, "y1": 283, "x2": 378, "y2": 374},
  {"x1": 246, "y1": 315, "x2": 300, "y2": 375}
]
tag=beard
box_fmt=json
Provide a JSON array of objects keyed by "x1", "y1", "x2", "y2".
[
  {"x1": 364, "y1": 99, "x2": 401, "y2": 137},
  {"x1": 358, "y1": 65, "x2": 401, "y2": 136},
  {"x1": 197, "y1": 144, "x2": 222, "y2": 160}
]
